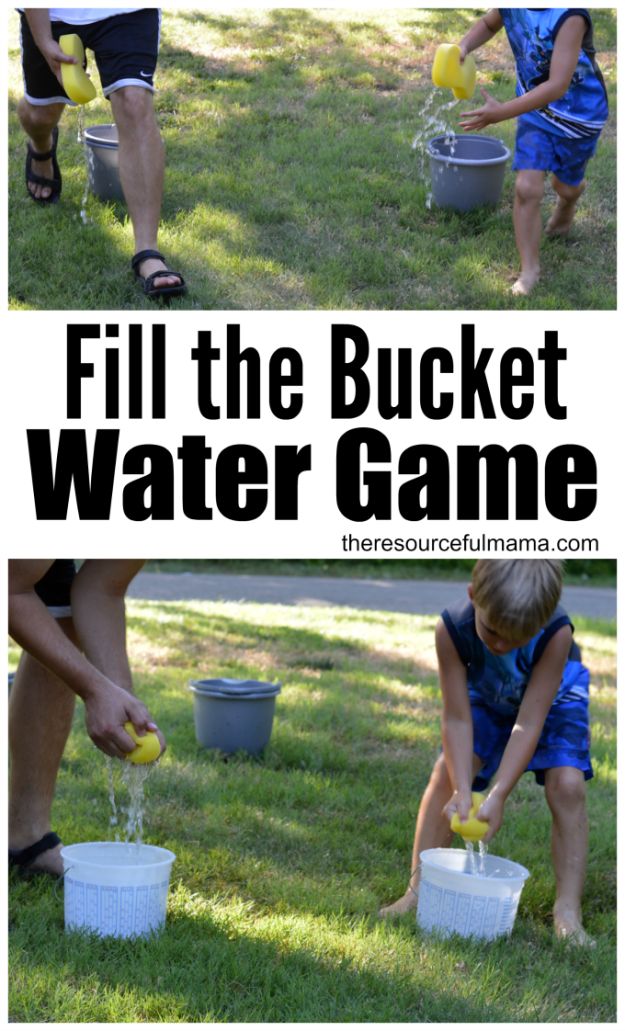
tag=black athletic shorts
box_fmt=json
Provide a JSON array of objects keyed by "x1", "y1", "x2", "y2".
[
  {"x1": 34, "y1": 560, "x2": 76, "y2": 615},
  {"x1": 20, "y1": 8, "x2": 161, "y2": 105}
]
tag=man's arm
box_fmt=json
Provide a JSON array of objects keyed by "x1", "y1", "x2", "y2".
[
  {"x1": 23, "y1": 8, "x2": 76, "y2": 84},
  {"x1": 70, "y1": 560, "x2": 145, "y2": 692},
  {"x1": 477, "y1": 625, "x2": 572, "y2": 840},
  {"x1": 8, "y1": 560, "x2": 158, "y2": 759},
  {"x1": 436, "y1": 619, "x2": 474, "y2": 823},
  {"x1": 459, "y1": 16, "x2": 587, "y2": 132}
]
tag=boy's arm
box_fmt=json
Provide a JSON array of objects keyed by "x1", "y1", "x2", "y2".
[
  {"x1": 458, "y1": 9, "x2": 503, "y2": 60},
  {"x1": 436, "y1": 619, "x2": 474, "y2": 822},
  {"x1": 459, "y1": 15, "x2": 588, "y2": 132},
  {"x1": 22, "y1": 9, "x2": 76, "y2": 83},
  {"x1": 477, "y1": 625, "x2": 572, "y2": 841}
]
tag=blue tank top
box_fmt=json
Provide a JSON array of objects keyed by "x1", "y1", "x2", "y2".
[
  {"x1": 441, "y1": 598, "x2": 586, "y2": 716},
  {"x1": 499, "y1": 8, "x2": 608, "y2": 138}
]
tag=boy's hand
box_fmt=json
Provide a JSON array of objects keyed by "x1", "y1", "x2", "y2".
[
  {"x1": 459, "y1": 88, "x2": 504, "y2": 131},
  {"x1": 444, "y1": 788, "x2": 474, "y2": 824},
  {"x1": 475, "y1": 790, "x2": 505, "y2": 842}
]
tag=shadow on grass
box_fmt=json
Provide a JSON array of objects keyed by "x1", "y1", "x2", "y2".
[{"x1": 9, "y1": 889, "x2": 515, "y2": 1023}]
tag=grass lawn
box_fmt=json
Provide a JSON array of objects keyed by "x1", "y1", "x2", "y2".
[
  {"x1": 8, "y1": 597, "x2": 616, "y2": 1022},
  {"x1": 8, "y1": 8, "x2": 616, "y2": 310}
]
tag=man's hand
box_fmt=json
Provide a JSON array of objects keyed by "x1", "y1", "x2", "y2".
[
  {"x1": 39, "y1": 39, "x2": 77, "y2": 86},
  {"x1": 84, "y1": 682, "x2": 165, "y2": 760},
  {"x1": 444, "y1": 787, "x2": 474, "y2": 824},
  {"x1": 459, "y1": 88, "x2": 504, "y2": 131},
  {"x1": 475, "y1": 789, "x2": 505, "y2": 842}
]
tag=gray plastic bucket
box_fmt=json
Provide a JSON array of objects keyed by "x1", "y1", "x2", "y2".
[
  {"x1": 84, "y1": 123, "x2": 124, "y2": 201},
  {"x1": 428, "y1": 134, "x2": 510, "y2": 211},
  {"x1": 189, "y1": 678, "x2": 282, "y2": 755}
]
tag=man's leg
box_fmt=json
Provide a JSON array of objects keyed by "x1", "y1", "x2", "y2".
[
  {"x1": 544, "y1": 765, "x2": 594, "y2": 946},
  {"x1": 9, "y1": 617, "x2": 77, "y2": 876},
  {"x1": 18, "y1": 98, "x2": 64, "y2": 200},
  {"x1": 379, "y1": 753, "x2": 483, "y2": 917},
  {"x1": 545, "y1": 175, "x2": 586, "y2": 237},
  {"x1": 108, "y1": 85, "x2": 182, "y2": 290},
  {"x1": 512, "y1": 169, "x2": 545, "y2": 296}
]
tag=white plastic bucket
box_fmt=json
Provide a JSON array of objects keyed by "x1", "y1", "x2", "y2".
[
  {"x1": 417, "y1": 847, "x2": 529, "y2": 940},
  {"x1": 61, "y1": 842, "x2": 176, "y2": 939}
]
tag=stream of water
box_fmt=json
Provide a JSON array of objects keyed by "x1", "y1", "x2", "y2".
[
  {"x1": 465, "y1": 839, "x2": 489, "y2": 876},
  {"x1": 74, "y1": 105, "x2": 92, "y2": 225},
  {"x1": 106, "y1": 757, "x2": 151, "y2": 847},
  {"x1": 411, "y1": 86, "x2": 460, "y2": 208}
]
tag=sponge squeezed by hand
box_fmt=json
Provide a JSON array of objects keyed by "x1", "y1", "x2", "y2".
[
  {"x1": 450, "y1": 792, "x2": 489, "y2": 841},
  {"x1": 59, "y1": 34, "x2": 97, "y2": 104}
]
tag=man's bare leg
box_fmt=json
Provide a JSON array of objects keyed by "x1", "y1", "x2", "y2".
[
  {"x1": 17, "y1": 97, "x2": 64, "y2": 200},
  {"x1": 109, "y1": 85, "x2": 182, "y2": 290},
  {"x1": 379, "y1": 753, "x2": 483, "y2": 917},
  {"x1": 512, "y1": 169, "x2": 544, "y2": 296},
  {"x1": 9, "y1": 617, "x2": 77, "y2": 876},
  {"x1": 545, "y1": 175, "x2": 585, "y2": 237},
  {"x1": 545, "y1": 766, "x2": 595, "y2": 946}
]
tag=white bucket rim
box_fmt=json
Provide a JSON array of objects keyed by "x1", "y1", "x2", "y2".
[
  {"x1": 420, "y1": 847, "x2": 530, "y2": 883},
  {"x1": 60, "y1": 841, "x2": 176, "y2": 871}
]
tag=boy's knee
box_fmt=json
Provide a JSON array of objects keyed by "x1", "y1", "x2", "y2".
[
  {"x1": 552, "y1": 176, "x2": 585, "y2": 202},
  {"x1": 429, "y1": 754, "x2": 451, "y2": 790},
  {"x1": 545, "y1": 767, "x2": 586, "y2": 811},
  {"x1": 515, "y1": 171, "x2": 545, "y2": 205}
]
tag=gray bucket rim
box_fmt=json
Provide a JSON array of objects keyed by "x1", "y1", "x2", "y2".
[
  {"x1": 427, "y1": 133, "x2": 510, "y2": 166},
  {"x1": 189, "y1": 678, "x2": 282, "y2": 697},
  {"x1": 420, "y1": 847, "x2": 530, "y2": 883},
  {"x1": 84, "y1": 123, "x2": 119, "y2": 149},
  {"x1": 189, "y1": 687, "x2": 281, "y2": 701}
]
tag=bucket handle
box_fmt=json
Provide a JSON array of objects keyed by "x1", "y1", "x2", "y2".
[{"x1": 53, "y1": 866, "x2": 71, "y2": 900}]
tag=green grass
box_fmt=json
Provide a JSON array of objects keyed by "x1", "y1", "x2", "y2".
[
  {"x1": 8, "y1": 8, "x2": 616, "y2": 310},
  {"x1": 9, "y1": 599, "x2": 616, "y2": 1021}
]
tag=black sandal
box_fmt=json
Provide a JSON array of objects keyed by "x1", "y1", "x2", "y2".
[
  {"x1": 9, "y1": 831, "x2": 62, "y2": 878},
  {"x1": 131, "y1": 248, "x2": 187, "y2": 301},
  {"x1": 25, "y1": 126, "x2": 62, "y2": 205}
]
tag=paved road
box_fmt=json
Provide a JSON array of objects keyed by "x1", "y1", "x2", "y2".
[{"x1": 128, "y1": 572, "x2": 615, "y2": 619}]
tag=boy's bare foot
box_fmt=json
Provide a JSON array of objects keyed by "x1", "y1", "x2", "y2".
[
  {"x1": 545, "y1": 198, "x2": 578, "y2": 237},
  {"x1": 511, "y1": 266, "x2": 540, "y2": 296},
  {"x1": 554, "y1": 903, "x2": 596, "y2": 948},
  {"x1": 378, "y1": 889, "x2": 417, "y2": 919}
]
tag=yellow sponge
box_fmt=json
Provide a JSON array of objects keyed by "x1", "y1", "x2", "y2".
[
  {"x1": 59, "y1": 34, "x2": 96, "y2": 104},
  {"x1": 123, "y1": 722, "x2": 162, "y2": 764},
  {"x1": 450, "y1": 791, "x2": 489, "y2": 841},
  {"x1": 432, "y1": 43, "x2": 476, "y2": 101}
]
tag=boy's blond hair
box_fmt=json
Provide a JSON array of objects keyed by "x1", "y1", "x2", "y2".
[{"x1": 471, "y1": 559, "x2": 563, "y2": 640}]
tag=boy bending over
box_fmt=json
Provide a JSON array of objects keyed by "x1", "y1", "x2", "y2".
[
  {"x1": 458, "y1": 9, "x2": 608, "y2": 296},
  {"x1": 380, "y1": 559, "x2": 594, "y2": 945}
]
